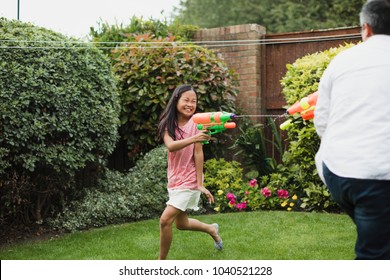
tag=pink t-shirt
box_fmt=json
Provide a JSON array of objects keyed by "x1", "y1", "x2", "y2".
[{"x1": 167, "y1": 117, "x2": 198, "y2": 190}]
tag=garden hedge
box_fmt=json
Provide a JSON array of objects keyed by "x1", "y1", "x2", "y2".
[{"x1": 0, "y1": 18, "x2": 120, "y2": 224}]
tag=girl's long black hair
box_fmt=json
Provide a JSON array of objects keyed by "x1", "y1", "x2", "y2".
[{"x1": 158, "y1": 84, "x2": 195, "y2": 141}]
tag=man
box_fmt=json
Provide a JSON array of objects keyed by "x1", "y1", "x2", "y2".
[{"x1": 314, "y1": 0, "x2": 390, "y2": 259}]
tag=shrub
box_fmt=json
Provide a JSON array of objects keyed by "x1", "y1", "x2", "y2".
[
  {"x1": 203, "y1": 158, "x2": 246, "y2": 212},
  {"x1": 204, "y1": 158, "x2": 299, "y2": 213},
  {"x1": 213, "y1": 174, "x2": 301, "y2": 213},
  {"x1": 0, "y1": 18, "x2": 120, "y2": 224},
  {"x1": 49, "y1": 146, "x2": 169, "y2": 232},
  {"x1": 268, "y1": 43, "x2": 355, "y2": 211}
]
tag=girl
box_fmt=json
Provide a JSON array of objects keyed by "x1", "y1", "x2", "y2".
[{"x1": 157, "y1": 84, "x2": 223, "y2": 260}]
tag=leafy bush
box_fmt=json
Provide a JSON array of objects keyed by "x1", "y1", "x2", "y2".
[
  {"x1": 230, "y1": 118, "x2": 283, "y2": 177},
  {"x1": 49, "y1": 146, "x2": 169, "y2": 232},
  {"x1": 204, "y1": 158, "x2": 301, "y2": 213},
  {"x1": 0, "y1": 18, "x2": 120, "y2": 224},
  {"x1": 204, "y1": 159, "x2": 245, "y2": 193},
  {"x1": 203, "y1": 158, "x2": 246, "y2": 212},
  {"x1": 112, "y1": 36, "x2": 239, "y2": 162},
  {"x1": 268, "y1": 43, "x2": 355, "y2": 211}
]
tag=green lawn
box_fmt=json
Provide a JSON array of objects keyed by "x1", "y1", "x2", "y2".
[{"x1": 0, "y1": 211, "x2": 356, "y2": 260}]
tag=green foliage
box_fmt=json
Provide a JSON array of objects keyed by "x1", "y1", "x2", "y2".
[
  {"x1": 203, "y1": 157, "x2": 302, "y2": 213},
  {"x1": 49, "y1": 146, "x2": 168, "y2": 232},
  {"x1": 90, "y1": 16, "x2": 199, "y2": 56},
  {"x1": 203, "y1": 158, "x2": 245, "y2": 212},
  {"x1": 216, "y1": 175, "x2": 301, "y2": 213},
  {"x1": 204, "y1": 158, "x2": 245, "y2": 194},
  {"x1": 269, "y1": 43, "x2": 355, "y2": 211},
  {"x1": 230, "y1": 118, "x2": 283, "y2": 177},
  {"x1": 174, "y1": 0, "x2": 271, "y2": 29},
  {"x1": 175, "y1": 0, "x2": 365, "y2": 33},
  {"x1": 112, "y1": 37, "x2": 238, "y2": 161},
  {"x1": 299, "y1": 182, "x2": 333, "y2": 210},
  {"x1": 325, "y1": 0, "x2": 367, "y2": 29},
  {"x1": 0, "y1": 18, "x2": 120, "y2": 224}
]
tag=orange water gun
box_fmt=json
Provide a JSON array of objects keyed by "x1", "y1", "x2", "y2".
[
  {"x1": 280, "y1": 91, "x2": 318, "y2": 130},
  {"x1": 192, "y1": 112, "x2": 236, "y2": 144}
]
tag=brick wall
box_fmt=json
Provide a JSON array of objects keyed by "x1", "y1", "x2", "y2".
[{"x1": 194, "y1": 24, "x2": 267, "y2": 115}]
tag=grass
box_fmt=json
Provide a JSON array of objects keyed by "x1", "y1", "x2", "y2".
[{"x1": 0, "y1": 211, "x2": 356, "y2": 260}]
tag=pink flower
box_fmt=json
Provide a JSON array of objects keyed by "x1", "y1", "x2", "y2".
[
  {"x1": 236, "y1": 201, "x2": 247, "y2": 210},
  {"x1": 226, "y1": 192, "x2": 235, "y2": 201},
  {"x1": 261, "y1": 187, "x2": 271, "y2": 198},
  {"x1": 277, "y1": 189, "x2": 289, "y2": 199},
  {"x1": 245, "y1": 191, "x2": 249, "y2": 195},
  {"x1": 248, "y1": 179, "x2": 257, "y2": 187}
]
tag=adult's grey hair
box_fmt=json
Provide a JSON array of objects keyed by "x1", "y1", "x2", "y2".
[{"x1": 359, "y1": 0, "x2": 390, "y2": 35}]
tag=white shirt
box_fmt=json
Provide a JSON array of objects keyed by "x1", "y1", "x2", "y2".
[{"x1": 314, "y1": 35, "x2": 390, "y2": 181}]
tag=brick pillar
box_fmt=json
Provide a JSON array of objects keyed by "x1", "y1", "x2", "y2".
[{"x1": 194, "y1": 24, "x2": 266, "y2": 116}]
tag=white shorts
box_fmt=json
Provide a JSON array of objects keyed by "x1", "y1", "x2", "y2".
[{"x1": 166, "y1": 189, "x2": 201, "y2": 212}]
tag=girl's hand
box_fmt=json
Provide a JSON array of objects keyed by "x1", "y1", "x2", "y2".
[
  {"x1": 194, "y1": 130, "x2": 211, "y2": 143},
  {"x1": 163, "y1": 129, "x2": 209, "y2": 152},
  {"x1": 198, "y1": 186, "x2": 214, "y2": 204}
]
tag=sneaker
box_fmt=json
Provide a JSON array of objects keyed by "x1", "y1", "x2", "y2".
[{"x1": 213, "y1": 223, "x2": 223, "y2": 250}]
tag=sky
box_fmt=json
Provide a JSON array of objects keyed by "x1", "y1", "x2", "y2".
[{"x1": 1, "y1": 0, "x2": 181, "y2": 38}]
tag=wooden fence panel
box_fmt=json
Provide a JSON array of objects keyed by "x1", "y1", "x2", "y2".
[{"x1": 262, "y1": 27, "x2": 361, "y2": 116}]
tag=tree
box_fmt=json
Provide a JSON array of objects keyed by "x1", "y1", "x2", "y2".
[
  {"x1": 174, "y1": 0, "x2": 365, "y2": 33},
  {"x1": 326, "y1": 0, "x2": 367, "y2": 28},
  {"x1": 264, "y1": 0, "x2": 330, "y2": 33},
  {"x1": 89, "y1": 16, "x2": 199, "y2": 56},
  {"x1": 174, "y1": 0, "x2": 275, "y2": 29}
]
